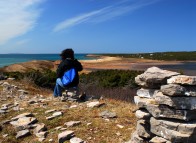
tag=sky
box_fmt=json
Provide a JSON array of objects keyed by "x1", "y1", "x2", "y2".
[{"x1": 0, "y1": 0, "x2": 195, "y2": 54}]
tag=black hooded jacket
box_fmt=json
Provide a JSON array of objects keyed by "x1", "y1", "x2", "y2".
[{"x1": 57, "y1": 58, "x2": 83, "y2": 87}]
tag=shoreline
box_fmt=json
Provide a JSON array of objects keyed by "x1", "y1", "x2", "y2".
[{"x1": 0, "y1": 55, "x2": 195, "y2": 75}]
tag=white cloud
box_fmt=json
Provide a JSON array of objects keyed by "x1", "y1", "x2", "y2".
[
  {"x1": 0, "y1": 0, "x2": 44, "y2": 45},
  {"x1": 53, "y1": 0, "x2": 159, "y2": 32}
]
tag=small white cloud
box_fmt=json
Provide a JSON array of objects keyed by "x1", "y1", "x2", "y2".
[
  {"x1": 53, "y1": 0, "x2": 159, "y2": 32},
  {"x1": 0, "y1": 0, "x2": 44, "y2": 45}
]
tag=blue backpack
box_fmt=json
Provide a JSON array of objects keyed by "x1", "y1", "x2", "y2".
[{"x1": 61, "y1": 68, "x2": 76, "y2": 86}]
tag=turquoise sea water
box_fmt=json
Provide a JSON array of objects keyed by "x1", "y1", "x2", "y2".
[{"x1": 0, "y1": 54, "x2": 91, "y2": 67}]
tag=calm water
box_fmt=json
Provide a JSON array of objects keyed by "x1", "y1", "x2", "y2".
[{"x1": 0, "y1": 54, "x2": 91, "y2": 67}]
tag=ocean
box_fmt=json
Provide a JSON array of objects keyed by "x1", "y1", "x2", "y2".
[{"x1": 0, "y1": 54, "x2": 91, "y2": 68}]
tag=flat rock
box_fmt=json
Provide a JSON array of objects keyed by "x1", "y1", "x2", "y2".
[
  {"x1": 168, "y1": 75, "x2": 196, "y2": 85},
  {"x1": 135, "y1": 67, "x2": 180, "y2": 88},
  {"x1": 34, "y1": 123, "x2": 47, "y2": 134},
  {"x1": 161, "y1": 84, "x2": 196, "y2": 96},
  {"x1": 58, "y1": 130, "x2": 75, "y2": 143},
  {"x1": 137, "y1": 88, "x2": 158, "y2": 98},
  {"x1": 136, "y1": 120, "x2": 153, "y2": 139},
  {"x1": 16, "y1": 129, "x2": 30, "y2": 139},
  {"x1": 46, "y1": 111, "x2": 63, "y2": 120},
  {"x1": 87, "y1": 101, "x2": 104, "y2": 108},
  {"x1": 99, "y1": 110, "x2": 117, "y2": 118},
  {"x1": 10, "y1": 117, "x2": 37, "y2": 129},
  {"x1": 146, "y1": 104, "x2": 196, "y2": 121},
  {"x1": 35, "y1": 131, "x2": 47, "y2": 138},
  {"x1": 134, "y1": 96, "x2": 157, "y2": 108},
  {"x1": 130, "y1": 131, "x2": 146, "y2": 143},
  {"x1": 64, "y1": 121, "x2": 81, "y2": 128},
  {"x1": 11, "y1": 112, "x2": 33, "y2": 121},
  {"x1": 154, "y1": 92, "x2": 196, "y2": 110},
  {"x1": 70, "y1": 137, "x2": 85, "y2": 143},
  {"x1": 45, "y1": 109, "x2": 56, "y2": 114},
  {"x1": 135, "y1": 109, "x2": 151, "y2": 119},
  {"x1": 150, "y1": 117, "x2": 196, "y2": 143},
  {"x1": 149, "y1": 136, "x2": 170, "y2": 143}
]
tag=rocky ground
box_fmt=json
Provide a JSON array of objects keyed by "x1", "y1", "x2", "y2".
[{"x1": 0, "y1": 79, "x2": 136, "y2": 143}]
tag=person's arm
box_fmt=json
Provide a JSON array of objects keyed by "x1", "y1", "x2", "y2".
[{"x1": 56, "y1": 61, "x2": 66, "y2": 78}]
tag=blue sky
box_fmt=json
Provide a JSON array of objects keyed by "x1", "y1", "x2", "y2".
[{"x1": 0, "y1": 0, "x2": 195, "y2": 54}]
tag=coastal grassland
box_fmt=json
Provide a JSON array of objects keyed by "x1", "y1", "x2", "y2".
[
  {"x1": 4, "y1": 69, "x2": 142, "y2": 102},
  {"x1": 104, "y1": 51, "x2": 196, "y2": 61},
  {"x1": 0, "y1": 79, "x2": 137, "y2": 143}
]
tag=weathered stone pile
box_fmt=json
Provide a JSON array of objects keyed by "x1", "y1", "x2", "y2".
[{"x1": 130, "y1": 67, "x2": 196, "y2": 143}]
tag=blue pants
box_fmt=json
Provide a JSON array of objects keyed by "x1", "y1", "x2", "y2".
[{"x1": 53, "y1": 78, "x2": 64, "y2": 97}]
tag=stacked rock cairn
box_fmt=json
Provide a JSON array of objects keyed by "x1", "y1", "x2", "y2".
[{"x1": 130, "y1": 67, "x2": 196, "y2": 143}]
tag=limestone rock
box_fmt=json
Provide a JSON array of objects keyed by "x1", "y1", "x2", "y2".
[
  {"x1": 134, "y1": 96, "x2": 157, "y2": 108},
  {"x1": 136, "y1": 120, "x2": 153, "y2": 139},
  {"x1": 135, "y1": 67, "x2": 180, "y2": 88},
  {"x1": 146, "y1": 104, "x2": 196, "y2": 121},
  {"x1": 34, "y1": 123, "x2": 47, "y2": 134},
  {"x1": 150, "y1": 117, "x2": 196, "y2": 142},
  {"x1": 154, "y1": 92, "x2": 196, "y2": 110},
  {"x1": 35, "y1": 131, "x2": 47, "y2": 138},
  {"x1": 137, "y1": 88, "x2": 158, "y2": 98},
  {"x1": 149, "y1": 136, "x2": 170, "y2": 143},
  {"x1": 11, "y1": 112, "x2": 33, "y2": 121},
  {"x1": 168, "y1": 75, "x2": 196, "y2": 85},
  {"x1": 87, "y1": 101, "x2": 104, "y2": 108},
  {"x1": 99, "y1": 110, "x2": 117, "y2": 118},
  {"x1": 135, "y1": 109, "x2": 151, "y2": 120},
  {"x1": 70, "y1": 137, "x2": 85, "y2": 143},
  {"x1": 45, "y1": 109, "x2": 56, "y2": 114},
  {"x1": 64, "y1": 121, "x2": 81, "y2": 128},
  {"x1": 16, "y1": 129, "x2": 30, "y2": 139},
  {"x1": 58, "y1": 130, "x2": 75, "y2": 143},
  {"x1": 10, "y1": 117, "x2": 37, "y2": 128},
  {"x1": 161, "y1": 84, "x2": 196, "y2": 96},
  {"x1": 46, "y1": 111, "x2": 63, "y2": 120},
  {"x1": 130, "y1": 131, "x2": 146, "y2": 143}
]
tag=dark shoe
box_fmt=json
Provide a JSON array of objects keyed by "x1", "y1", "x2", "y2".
[{"x1": 79, "y1": 92, "x2": 86, "y2": 101}]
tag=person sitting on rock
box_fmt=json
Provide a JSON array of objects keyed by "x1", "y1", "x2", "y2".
[{"x1": 53, "y1": 49, "x2": 83, "y2": 98}]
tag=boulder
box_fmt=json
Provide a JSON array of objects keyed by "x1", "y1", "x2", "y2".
[
  {"x1": 11, "y1": 112, "x2": 33, "y2": 121},
  {"x1": 135, "y1": 67, "x2": 180, "y2": 88},
  {"x1": 154, "y1": 92, "x2": 196, "y2": 110},
  {"x1": 146, "y1": 104, "x2": 196, "y2": 121},
  {"x1": 149, "y1": 136, "x2": 170, "y2": 143},
  {"x1": 167, "y1": 75, "x2": 196, "y2": 85},
  {"x1": 161, "y1": 84, "x2": 196, "y2": 96},
  {"x1": 58, "y1": 130, "x2": 75, "y2": 143},
  {"x1": 10, "y1": 117, "x2": 37, "y2": 128}
]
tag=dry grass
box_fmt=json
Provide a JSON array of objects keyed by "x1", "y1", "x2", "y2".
[{"x1": 0, "y1": 80, "x2": 137, "y2": 143}]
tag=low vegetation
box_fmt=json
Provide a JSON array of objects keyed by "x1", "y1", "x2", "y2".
[{"x1": 104, "y1": 51, "x2": 196, "y2": 61}]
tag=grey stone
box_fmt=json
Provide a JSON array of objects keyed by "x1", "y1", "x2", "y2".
[
  {"x1": 99, "y1": 110, "x2": 117, "y2": 118},
  {"x1": 146, "y1": 104, "x2": 196, "y2": 121},
  {"x1": 137, "y1": 88, "x2": 158, "y2": 98},
  {"x1": 168, "y1": 75, "x2": 196, "y2": 85},
  {"x1": 134, "y1": 96, "x2": 157, "y2": 108},
  {"x1": 154, "y1": 92, "x2": 196, "y2": 110},
  {"x1": 58, "y1": 130, "x2": 75, "y2": 143},
  {"x1": 130, "y1": 131, "x2": 146, "y2": 143},
  {"x1": 150, "y1": 117, "x2": 196, "y2": 143},
  {"x1": 87, "y1": 101, "x2": 104, "y2": 108},
  {"x1": 34, "y1": 123, "x2": 47, "y2": 134},
  {"x1": 0, "y1": 109, "x2": 7, "y2": 114},
  {"x1": 64, "y1": 121, "x2": 81, "y2": 127},
  {"x1": 70, "y1": 137, "x2": 85, "y2": 143},
  {"x1": 45, "y1": 109, "x2": 56, "y2": 114},
  {"x1": 10, "y1": 117, "x2": 37, "y2": 130},
  {"x1": 161, "y1": 84, "x2": 196, "y2": 96},
  {"x1": 135, "y1": 109, "x2": 151, "y2": 120},
  {"x1": 149, "y1": 136, "x2": 169, "y2": 143},
  {"x1": 136, "y1": 120, "x2": 153, "y2": 139},
  {"x1": 46, "y1": 111, "x2": 63, "y2": 120},
  {"x1": 18, "y1": 89, "x2": 28, "y2": 94},
  {"x1": 135, "y1": 67, "x2": 180, "y2": 88},
  {"x1": 35, "y1": 131, "x2": 47, "y2": 138},
  {"x1": 11, "y1": 112, "x2": 33, "y2": 121},
  {"x1": 16, "y1": 129, "x2": 30, "y2": 139}
]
